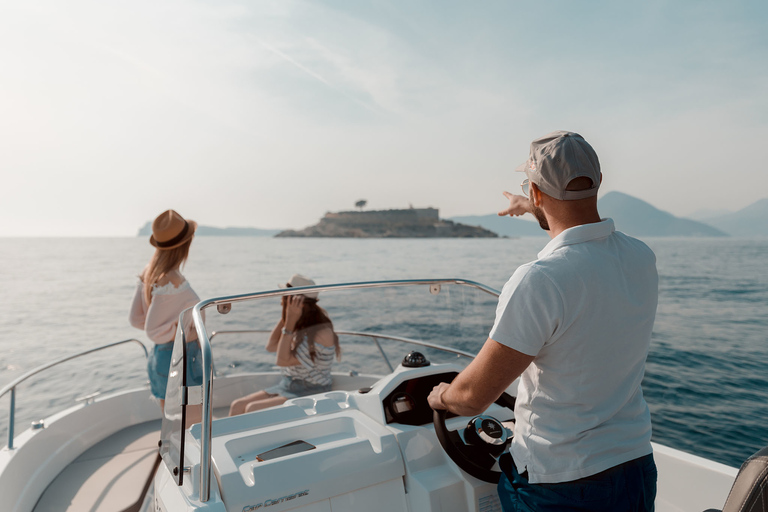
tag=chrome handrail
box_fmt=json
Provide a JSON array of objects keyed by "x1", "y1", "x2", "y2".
[
  {"x1": 0, "y1": 338, "x2": 149, "y2": 450},
  {"x1": 192, "y1": 278, "x2": 500, "y2": 501},
  {"x1": 209, "y1": 329, "x2": 477, "y2": 374}
]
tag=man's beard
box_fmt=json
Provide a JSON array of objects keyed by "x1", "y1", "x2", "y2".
[{"x1": 531, "y1": 201, "x2": 550, "y2": 231}]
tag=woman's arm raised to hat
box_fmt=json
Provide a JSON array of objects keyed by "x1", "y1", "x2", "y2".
[
  {"x1": 267, "y1": 296, "x2": 287, "y2": 353},
  {"x1": 274, "y1": 330, "x2": 302, "y2": 367},
  {"x1": 275, "y1": 295, "x2": 304, "y2": 367},
  {"x1": 498, "y1": 191, "x2": 531, "y2": 217},
  {"x1": 266, "y1": 318, "x2": 283, "y2": 353}
]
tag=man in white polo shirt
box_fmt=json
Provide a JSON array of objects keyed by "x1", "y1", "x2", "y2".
[{"x1": 428, "y1": 131, "x2": 658, "y2": 511}]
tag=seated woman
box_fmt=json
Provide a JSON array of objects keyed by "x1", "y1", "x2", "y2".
[{"x1": 229, "y1": 274, "x2": 341, "y2": 416}]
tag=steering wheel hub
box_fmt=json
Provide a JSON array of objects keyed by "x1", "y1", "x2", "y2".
[{"x1": 465, "y1": 415, "x2": 508, "y2": 446}]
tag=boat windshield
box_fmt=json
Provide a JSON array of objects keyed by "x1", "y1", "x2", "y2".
[
  {"x1": 160, "y1": 278, "x2": 500, "y2": 498},
  {"x1": 159, "y1": 308, "x2": 199, "y2": 486}
]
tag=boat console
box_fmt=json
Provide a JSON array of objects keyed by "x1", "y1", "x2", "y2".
[
  {"x1": 163, "y1": 362, "x2": 512, "y2": 512},
  {"x1": 155, "y1": 279, "x2": 516, "y2": 511},
  {"x1": 195, "y1": 406, "x2": 404, "y2": 512}
]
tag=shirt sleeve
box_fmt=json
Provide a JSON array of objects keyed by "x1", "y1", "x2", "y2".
[
  {"x1": 489, "y1": 264, "x2": 564, "y2": 357},
  {"x1": 144, "y1": 287, "x2": 201, "y2": 344},
  {"x1": 128, "y1": 281, "x2": 147, "y2": 330}
]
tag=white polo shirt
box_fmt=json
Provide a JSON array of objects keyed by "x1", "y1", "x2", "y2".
[{"x1": 490, "y1": 218, "x2": 658, "y2": 484}]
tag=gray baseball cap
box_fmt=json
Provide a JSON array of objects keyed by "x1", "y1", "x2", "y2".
[{"x1": 516, "y1": 130, "x2": 601, "y2": 200}]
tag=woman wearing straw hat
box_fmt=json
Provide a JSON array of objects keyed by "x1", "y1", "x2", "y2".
[
  {"x1": 129, "y1": 209, "x2": 203, "y2": 410},
  {"x1": 229, "y1": 274, "x2": 341, "y2": 416}
]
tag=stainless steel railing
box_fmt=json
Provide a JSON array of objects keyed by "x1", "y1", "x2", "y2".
[
  {"x1": 0, "y1": 338, "x2": 149, "y2": 450},
  {"x1": 209, "y1": 329, "x2": 477, "y2": 373},
  {"x1": 191, "y1": 278, "x2": 500, "y2": 501}
]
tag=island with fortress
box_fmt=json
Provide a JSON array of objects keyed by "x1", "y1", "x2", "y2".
[
  {"x1": 276, "y1": 207, "x2": 498, "y2": 238},
  {"x1": 137, "y1": 192, "x2": 768, "y2": 239}
]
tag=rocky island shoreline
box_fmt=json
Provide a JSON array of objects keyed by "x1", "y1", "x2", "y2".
[{"x1": 276, "y1": 207, "x2": 497, "y2": 238}]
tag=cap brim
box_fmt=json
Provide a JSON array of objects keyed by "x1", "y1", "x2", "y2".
[{"x1": 515, "y1": 161, "x2": 537, "y2": 184}]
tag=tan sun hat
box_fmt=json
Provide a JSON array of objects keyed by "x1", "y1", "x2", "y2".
[
  {"x1": 279, "y1": 274, "x2": 319, "y2": 300},
  {"x1": 149, "y1": 209, "x2": 197, "y2": 250}
]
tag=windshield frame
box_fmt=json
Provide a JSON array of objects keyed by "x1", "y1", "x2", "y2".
[{"x1": 166, "y1": 278, "x2": 500, "y2": 502}]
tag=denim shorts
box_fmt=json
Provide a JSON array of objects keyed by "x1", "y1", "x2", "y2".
[
  {"x1": 497, "y1": 452, "x2": 657, "y2": 512},
  {"x1": 264, "y1": 376, "x2": 332, "y2": 399},
  {"x1": 147, "y1": 342, "x2": 203, "y2": 399}
]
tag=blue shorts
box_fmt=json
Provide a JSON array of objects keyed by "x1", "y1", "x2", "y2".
[
  {"x1": 147, "y1": 342, "x2": 203, "y2": 399},
  {"x1": 264, "y1": 376, "x2": 332, "y2": 399},
  {"x1": 497, "y1": 452, "x2": 657, "y2": 512}
]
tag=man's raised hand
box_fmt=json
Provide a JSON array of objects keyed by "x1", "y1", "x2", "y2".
[{"x1": 498, "y1": 191, "x2": 531, "y2": 217}]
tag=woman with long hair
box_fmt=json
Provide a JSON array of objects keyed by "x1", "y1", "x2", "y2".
[
  {"x1": 229, "y1": 274, "x2": 341, "y2": 416},
  {"x1": 129, "y1": 209, "x2": 203, "y2": 410}
]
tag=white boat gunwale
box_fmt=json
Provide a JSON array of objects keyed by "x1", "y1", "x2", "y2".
[{"x1": 0, "y1": 338, "x2": 149, "y2": 450}]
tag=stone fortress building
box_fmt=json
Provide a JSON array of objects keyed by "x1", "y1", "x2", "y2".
[{"x1": 277, "y1": 207, "x2": 497, "y2": 238}]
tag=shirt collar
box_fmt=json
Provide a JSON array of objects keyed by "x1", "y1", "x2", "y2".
[{"x1": 537, "y1": 218, "x2": 616, "y2": 259}]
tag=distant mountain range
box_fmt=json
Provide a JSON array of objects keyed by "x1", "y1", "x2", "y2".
[
  {"x1": 136, "y1": 194, "x2": 767, "y2": 239},
  {"x1": 598, "y1": 192, "x2": 726, "y2": 237},
  {"x1": 449, "y1": 192, "x2": 767, "y2": 238},
  {"x1": 701, "y1": 198, "x2": 768, "y2": 237}
]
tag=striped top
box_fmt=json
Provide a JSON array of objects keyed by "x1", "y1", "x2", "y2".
[{"x1": 282, "y1": 332, "x2": 336, "y2": 387}]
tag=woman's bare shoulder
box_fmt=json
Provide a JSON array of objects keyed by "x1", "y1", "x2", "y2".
[
  {"x1": 313, "y1": 326, "x2": 336, "y2": 347},
  {"x1": 157, "y1": 269, "x2": 186, "y2": 288}
]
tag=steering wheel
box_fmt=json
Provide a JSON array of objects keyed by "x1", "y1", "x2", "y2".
[{"x1": 433, "y1": 392, "x2": 516, "y2": 483}]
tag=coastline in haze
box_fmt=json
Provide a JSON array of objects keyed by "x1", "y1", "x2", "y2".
[{"x1": 133, "y1": 192, "x2": 768, "y2": 240}]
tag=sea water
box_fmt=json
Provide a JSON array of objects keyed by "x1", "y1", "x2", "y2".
[{"x1": 0, "y1": 236, "x2": 766, "y2": 468}]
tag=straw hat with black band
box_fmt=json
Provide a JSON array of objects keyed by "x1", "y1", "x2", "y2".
[{"x1": 149, "y1": 210, "x2": 197, "y2": 250}]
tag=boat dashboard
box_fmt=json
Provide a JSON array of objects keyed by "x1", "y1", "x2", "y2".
[{"x1": 381, "y1": 370, "x2": 458, "y2": 426}]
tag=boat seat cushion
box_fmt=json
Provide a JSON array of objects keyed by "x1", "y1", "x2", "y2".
[{"x1": 704, "y1": 445, "x2": 768, "y2": 512}]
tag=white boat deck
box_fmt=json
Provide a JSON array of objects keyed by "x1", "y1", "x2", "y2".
[
  {"x1": 32, "y1": 408, "x2": 232, "y2": 512},
  {"x1": 33, "y1": 420, "x2": 160, "y2": 512}
]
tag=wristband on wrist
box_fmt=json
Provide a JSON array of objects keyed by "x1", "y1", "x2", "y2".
[{"x1": 281, "y1": 327, "x2": 293, "y2": 336}]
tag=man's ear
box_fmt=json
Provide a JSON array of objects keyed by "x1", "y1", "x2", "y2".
[{"x1": 530, "y1": 183, "x2": 543, "y2": 206}]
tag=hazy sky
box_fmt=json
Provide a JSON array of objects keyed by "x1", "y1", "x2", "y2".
[{"x1": 2, "y1": 0, "x2": 767, "y2": 236}]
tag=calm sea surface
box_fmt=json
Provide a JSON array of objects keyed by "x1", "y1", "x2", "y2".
[{"x1": 1, "y1": 236, "x2": 766, "y2": 468}]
